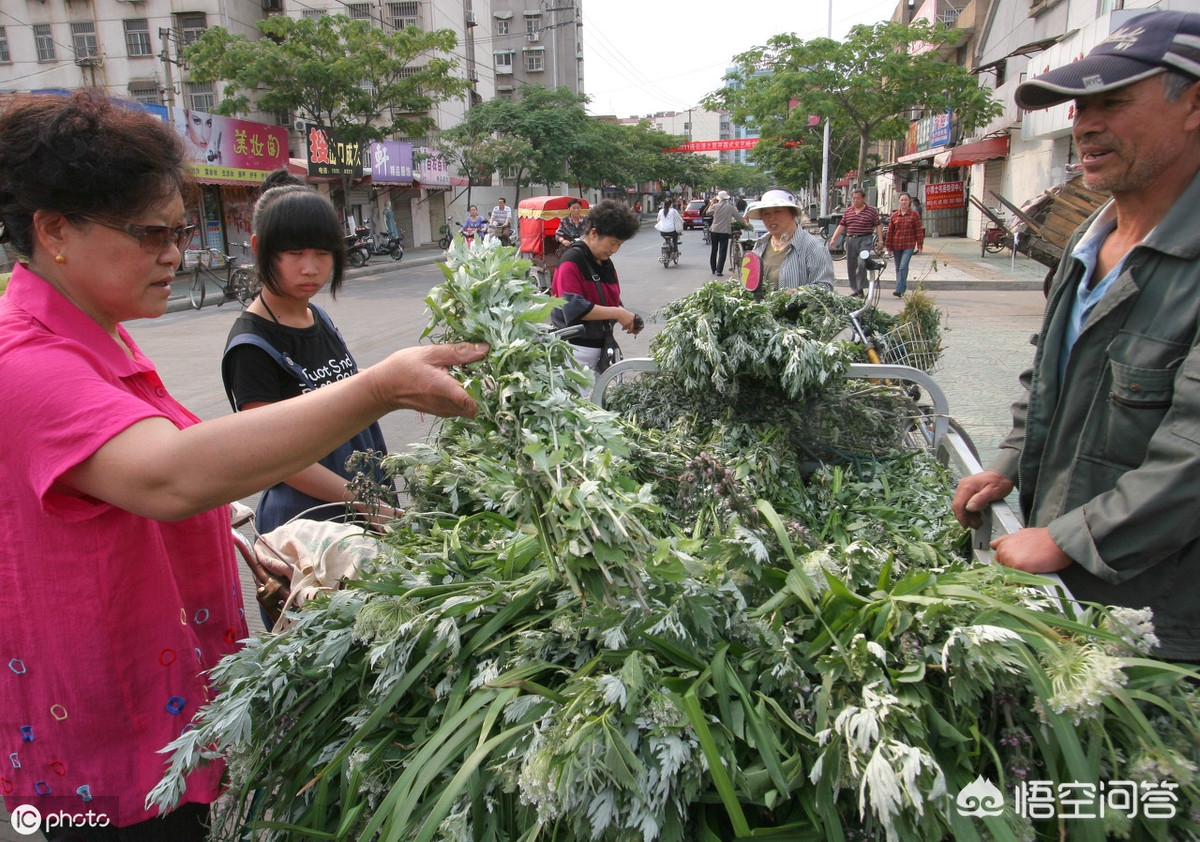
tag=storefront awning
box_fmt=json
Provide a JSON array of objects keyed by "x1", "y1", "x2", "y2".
[
  {"x1": 933, "y1": 135, "x2": 1009, "y2": 168},
  {"x1": 896, "y1": 145, "x2": 947, "y2": 164}
]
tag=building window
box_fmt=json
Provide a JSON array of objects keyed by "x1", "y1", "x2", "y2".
[
  {"x1": 302, "y1": 8, "x2": 326, "y2": 19},
  {"x1": 72, "y1": 22, "x2": 99, "y2": 60},
  {"x1": 177, "y1": 13, "x2": 207, "y2": 47},
  {"x1": 0, "y1": 27, "x2": 9, "y2": 63},
  {"x1": 347, "y1": 3, "x2": 372, "y2": 20},
  {"x1": 497, "y1": 87, "x2": 514, "y2": 99},
  {"x1": 495, "y1": 51, "x2": 513, "y2": 73},
  {"x1": 125, "y1": 19, "x2": 152, "y2": 57},
  {"x1": 524, "y1": 47, "x2": 545, "y2": 72},
  {"x1": 525, "y1": 14, "x2": 541, "y2": 34},
  {"x1": 186, "y1": 81, "x2": 215, "y2": 111},
  {"x1": 128, "y1": 81, "x2": 161, "y2": 105},
  {"x1": 33, "y1": 24, "x2": 55, "y2": 62},
  {"x1": 496, "y1": 19, "x2": 509, "y2": 35},
  {"x1": 387, "y1": 2, "x2": 419, "y2": 30}
]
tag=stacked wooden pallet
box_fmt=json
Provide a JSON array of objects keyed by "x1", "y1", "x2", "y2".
[{"x1": 992, "y1": 176, "x2": 1109, "y2": 270}]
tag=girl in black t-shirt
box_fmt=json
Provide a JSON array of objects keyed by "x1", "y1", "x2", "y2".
[{"x1": 222, "y1": 186, "x2": 395, "y2": 534}]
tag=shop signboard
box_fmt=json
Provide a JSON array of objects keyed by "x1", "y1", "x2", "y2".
[
  {"x1": 925, "y1": 181, "x2": 965, "y2": 210},
  {"x1": 169, "y1": 108, "x2": 288, "y2": 184},
  {"x1": 416, "y1": 147, "x2": 451, "y2": 186},
  {"x1": 368, "y1": 141, "x2": 415, "y2": 184},
  {"x1": 302, "y1": 124, "x2": 364, "y2": 179}
]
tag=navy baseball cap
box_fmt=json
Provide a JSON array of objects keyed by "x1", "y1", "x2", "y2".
[{"x1": 1015, "y1": 10, "x2": 1200, "y2": 110}]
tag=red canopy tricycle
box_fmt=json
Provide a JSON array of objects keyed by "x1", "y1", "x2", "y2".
[{"x1": 518, "y1": 195, "x2": 589, "y2": 291}]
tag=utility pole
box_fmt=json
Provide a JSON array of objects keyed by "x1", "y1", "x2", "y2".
[
  {"x1": 158, "y1": 27, "x2": 179, "y2": 124},
  {"x1": 819, "y1": 0, "x2": 831, "y2": 219}
]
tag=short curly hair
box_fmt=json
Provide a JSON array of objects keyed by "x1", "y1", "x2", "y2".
[
  {"x1": 584, "y1": 199, "x2": 640, "y2": 241},
  {"x1": 0, "y1": 91, "x2": 194, "y2": 259}
]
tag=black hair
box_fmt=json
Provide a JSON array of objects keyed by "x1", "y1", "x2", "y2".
[
  {"x1": 0, "y1": 90, "x2": 193, "y2": 259},
  {"x1": 261, "y1": 168, "x2": 306, "y2": 192},
  {"x1": 585, "y1": 199, "x2": 640, "y2": 241},
  {"x1": 252, "y1": 186, "x2": 347, "y2": 297},
  {"x1": 567, "y1": 198, "x2": 582, "y2": 209}
]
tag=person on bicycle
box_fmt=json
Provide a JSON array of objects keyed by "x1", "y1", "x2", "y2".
[
  {"x1": 488, "y1": 197, "x2": 513, "y2": 244},
  {"x1": 0, "y1": 91, "x2": 485, "y2": 840},
  {"x1": 745, "y1": 188, "x2": 835, "y2": 294},
  {"x1": 222, "y1": 185, "x2": 397, "y2": 540},
  {"x1": 654, "y1": 199, "x2": 683, "y2": 256},
  {"x1": 550, "y1": 200, "x2": 644, "y2": 373},
  {"x1": 460, "y1": 205, "x2": 488, "y2": 241}
]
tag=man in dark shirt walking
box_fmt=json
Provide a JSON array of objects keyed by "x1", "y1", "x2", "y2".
[{"x1": 830, "y1": 188, "x2": 883, "y2": 297}]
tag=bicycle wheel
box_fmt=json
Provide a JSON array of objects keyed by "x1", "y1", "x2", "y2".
[
  {"x1": 230, "y1": 268, "x2": 255, "y2": 305},
  {"x1": 188, "y1": 266, "x2": 206, "y2": 310},
  {"x1": 984, "y1": 236, "x2": 1005, "y2": 254}
]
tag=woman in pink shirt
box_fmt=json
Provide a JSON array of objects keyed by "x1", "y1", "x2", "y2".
[{"x1": 0, "y1": 92, "x2": 485, "y2": 840}]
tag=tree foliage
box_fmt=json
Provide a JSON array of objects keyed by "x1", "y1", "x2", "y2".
[
  {"x1": 707, "y1": 161, "x2": 772, "y2": 197},
  {"x1": 183, "y1": 14, "x2": 471, "y2": 143},
  {"x1": 708, "y1": 21, "x2": 1001, "y2": 190}
]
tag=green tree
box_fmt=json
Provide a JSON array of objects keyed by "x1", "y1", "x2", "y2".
[
  {"x1": 708, "y1": 161, "x2": 772, "y2": 197},
  {"x1": 184, "y1": 14, "x2": 470, "y2": 143},
  {"x1": 708, "y1": 20, "x2": 1001, "y2": 189}
]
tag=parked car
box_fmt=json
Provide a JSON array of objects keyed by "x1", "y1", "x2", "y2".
[{"x1": 682, "y1": 199, "x2": 707, "y2": 230}]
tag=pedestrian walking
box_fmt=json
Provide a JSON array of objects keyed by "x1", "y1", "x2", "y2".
[
  {"x1": 830, "y1": 188, "x2": 883, "y2": 297},
  {"x1": 884, "y1": 193, "x2": 924, "y2": 297}
]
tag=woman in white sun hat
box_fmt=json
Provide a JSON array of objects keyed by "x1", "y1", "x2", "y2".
[{"x1": 746, "y1": 188, "x2": 834, "y2": 293}]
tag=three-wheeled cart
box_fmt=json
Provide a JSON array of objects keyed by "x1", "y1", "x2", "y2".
[{"x1": 518, "y1": 195, "x2": 589, "y2": 291}]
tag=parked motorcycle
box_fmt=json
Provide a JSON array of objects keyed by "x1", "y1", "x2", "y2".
[
  {"x1": 437, "y1": 217, "x2": 457, "y2": 250},
  {"x1": 346, "y1": 226, "x2": 372, "y2": 268},
  {"x1": 366, "y1": 228, "x2": 405, "y2": 262}
]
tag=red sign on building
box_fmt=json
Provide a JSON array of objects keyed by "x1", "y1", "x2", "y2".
[{"x1": 924, "y1": 181, "x2": 965, "y2": 210}]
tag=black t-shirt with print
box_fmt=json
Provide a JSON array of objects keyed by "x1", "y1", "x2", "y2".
[{"x1": 224, "y1": 308, "x2": 357, "y2": 409}]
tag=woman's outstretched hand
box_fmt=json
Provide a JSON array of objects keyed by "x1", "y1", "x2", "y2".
[{"x1": 366, "y1": 342, "x2": 489, "y2": 418}]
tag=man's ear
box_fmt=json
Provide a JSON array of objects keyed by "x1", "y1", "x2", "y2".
[{"x1": 1184, "y1": 78, "x2": 1200, "y2": 133}]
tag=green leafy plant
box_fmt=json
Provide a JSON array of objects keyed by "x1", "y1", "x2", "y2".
[{"x1": 150, "y1": 239, "x2": 1200, "y2": 842}]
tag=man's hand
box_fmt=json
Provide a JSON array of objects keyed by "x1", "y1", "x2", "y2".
[
  {"x1": 991, "y1": 528, "x2": 1073, "y2": 573},
  {"x1": 952, "y1": 470, "x2": 1015, "y2": 528}
]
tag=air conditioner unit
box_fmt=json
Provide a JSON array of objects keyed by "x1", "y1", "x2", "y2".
[
  {"x1": 293, "y1": 119, "x2": 308, "y2": 133},
  {"x1": 465, "y1": 10, "x2": 476, "y2": 25},
  {"x1": 526, "y1": 32, "x2": 540, "y2": 42}
]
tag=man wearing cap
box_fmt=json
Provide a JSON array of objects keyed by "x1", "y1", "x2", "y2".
[
  {"x1": 952, "y1": 10, "x2": 1200, "y2": 662},
  {"x1": 746, "y1": 188, "x2": 835, "y2": 293},
  {"x1": 708, "y1": 190, "x2": 741, "y2": 276},
  {"x1": 829, "y1": 189, "x2": 884, "y2": 298}
]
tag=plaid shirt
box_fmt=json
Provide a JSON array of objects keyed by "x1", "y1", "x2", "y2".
[{"x1": 885, "y1": 210, "x2": 924, "y2": 252}]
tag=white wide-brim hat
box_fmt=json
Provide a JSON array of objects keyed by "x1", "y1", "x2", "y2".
[
  {"x1": 745, "y1": 188, "x2": 801, "y2": 220},
  {"x1": 716, "y1": 190, "x2": 730, "y2": 200}
]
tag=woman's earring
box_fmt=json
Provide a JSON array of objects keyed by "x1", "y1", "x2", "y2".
[{"x1": 55, "y1": 253, "x2": 66, "y2": 264}]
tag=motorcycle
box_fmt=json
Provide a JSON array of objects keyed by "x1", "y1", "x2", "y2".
[
  {"x1": 346, "y1": 226, "x2": 372, "y2": 268},
  {"x1": 366, "y1": 228, "x2": 405, "y2": 262},
  {"x1": 488, "y1": 221, "x2": 514, "y2": 247}
]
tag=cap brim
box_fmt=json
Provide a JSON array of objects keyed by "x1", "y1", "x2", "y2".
[{"x1": 1016, "y1": 55, "x2": 1165, "y2": 109}]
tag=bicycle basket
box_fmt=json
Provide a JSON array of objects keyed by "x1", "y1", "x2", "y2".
[{"x1": 879, "y1": 321, "x2": 942, "y2": 372}]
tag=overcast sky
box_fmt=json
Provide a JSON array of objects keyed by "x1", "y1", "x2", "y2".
[{"x1": 580, "y1": 0, "x2": 903, "y2": 118}]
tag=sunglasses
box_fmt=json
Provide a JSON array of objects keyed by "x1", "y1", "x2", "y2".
[{"x1": 77, "y1": 216, "x2": 198, "y2": 253}]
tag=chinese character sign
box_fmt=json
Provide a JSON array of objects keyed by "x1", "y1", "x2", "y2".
[
  {"x1": 924, "y1": 181, "x2": 965, "y2": 210},
  {"x1": 304, "y1": 124, "x2": 365, "y2": 179},
  {"x1": 416, "y1": 147, "x2": 450, "y2": 186},
  {"x1": 170, "y1": 108, "x2": 288, "y2": 184},
  {"x1": 368, "y1": 141, "x2": 414, "y2": 184}
]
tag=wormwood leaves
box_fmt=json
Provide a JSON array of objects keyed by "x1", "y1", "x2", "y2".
[{"x1": 151, "y1": 243, "x2": 1200, "y2": 842}]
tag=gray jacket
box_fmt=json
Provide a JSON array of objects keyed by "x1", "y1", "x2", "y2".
[{"x1": 990, "y1": 168, "x2": 1200, "y2": 660}]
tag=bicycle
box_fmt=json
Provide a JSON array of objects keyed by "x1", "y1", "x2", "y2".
[
  {"x1": 659, "y1": 233, "x2": 680, "y2": 268},
  {"x1": 437, "y1": 217, "x2": 457, "y2": 250},
  {"x1": 980, "y1": 218, "x2": 1011, "y2": 256},
  {"x1": 188, "y1": 244, "x2": 254, "y2": 311}
]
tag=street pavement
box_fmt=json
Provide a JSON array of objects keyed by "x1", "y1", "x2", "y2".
[{"x1": 1, "y1": 230, "x2": 1051, "y2": 840}]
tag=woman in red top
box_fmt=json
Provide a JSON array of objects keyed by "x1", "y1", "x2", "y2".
[{"x1": 883, "y1": 193, "x2": 925, "y2": 297}]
